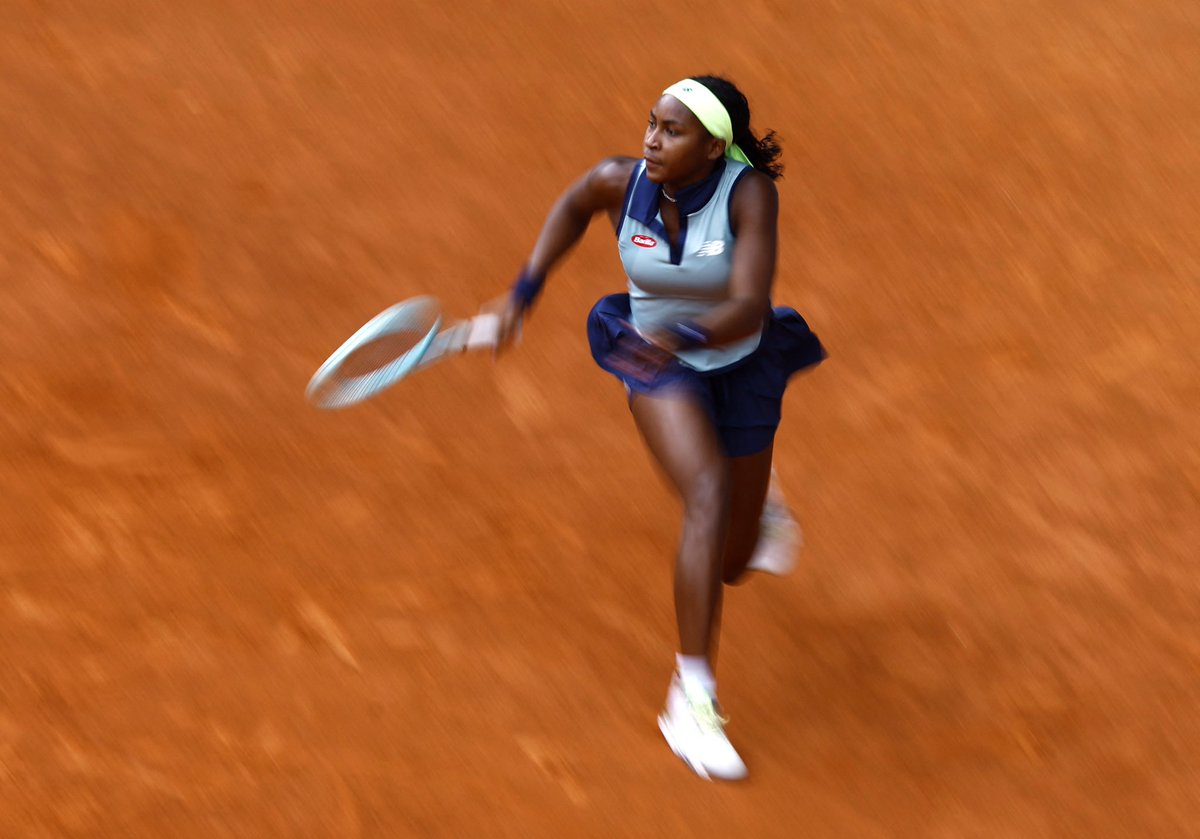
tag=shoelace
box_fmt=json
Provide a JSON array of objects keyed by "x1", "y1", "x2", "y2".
[
  {"x1": 759, "y1": 503, "x2": 796, "y2": 539},
  {"x1": 686, "y1": 693, "x2": 731, "y2": 734}
]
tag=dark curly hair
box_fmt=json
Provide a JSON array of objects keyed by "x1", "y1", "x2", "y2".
[{"x1": 690, "y1": 75, "x2": 784, "y2": 181}]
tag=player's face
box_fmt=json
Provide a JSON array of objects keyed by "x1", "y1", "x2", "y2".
[{"x1": 642, "y1": 95, "x2": 725, "y2": 189}]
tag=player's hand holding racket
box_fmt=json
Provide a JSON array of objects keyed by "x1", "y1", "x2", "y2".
[{"x1": 491, "y1": 266, "x2": 545, "y2": 356}]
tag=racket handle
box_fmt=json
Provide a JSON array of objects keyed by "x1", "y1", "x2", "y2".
[
  {"x1": 423, "y1": 313, "x2": 501, "y2": 363},
  {"x1": 463, "y1": 313, "x2": 500, "y2": 350}
]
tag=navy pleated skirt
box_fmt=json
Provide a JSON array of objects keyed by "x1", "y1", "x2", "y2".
[{"x1": 586, "y1": 293, "x2": 827, "y2": 457}]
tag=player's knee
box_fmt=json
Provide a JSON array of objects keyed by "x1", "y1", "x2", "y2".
[{"x1": 680, "y1": 468, "x2": 728, "y2": 519}]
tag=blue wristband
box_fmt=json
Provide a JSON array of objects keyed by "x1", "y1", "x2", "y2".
[
  {"x1": 511, "y1": 268, "x2": 546, "y2": 311},
  {"x1": 667, "y1": 320, "x2": 712, "y2": 350}
]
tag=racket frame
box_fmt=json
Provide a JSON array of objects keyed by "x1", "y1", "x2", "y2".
[
  {"x1": 305, "y1": 296, "x2": 442, "y2": 409},
  {"x1": 305, "y1": 296, "x2": 502, "y2": 410}
]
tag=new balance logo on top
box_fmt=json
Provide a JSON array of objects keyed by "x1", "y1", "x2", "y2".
[{"x1": 695, "y1": 240, "x2": 725, "y2": 257}]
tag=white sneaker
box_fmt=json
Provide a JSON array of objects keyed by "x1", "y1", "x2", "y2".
[
  {"x1": 746, "y1": 500, "x2": 803, "y2": 576},
  {"x1": 657, "y1": 673, "x2": 748, "y2": 781}
]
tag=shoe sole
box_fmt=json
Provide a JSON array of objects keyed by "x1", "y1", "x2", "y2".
[
  {"x1": 747, "y1": 530, "x2": 801, "y2": 576},
  {"x1": 658, "y1": 712, "x2": 748, "y2": 782},
  {"x1": 658, "y1": 712, "x2": 713, "y2": 781}
]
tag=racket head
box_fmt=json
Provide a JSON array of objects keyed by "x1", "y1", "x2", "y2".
[{"x1": 306, "y1": 296, "x2": 443, "y2": 409}]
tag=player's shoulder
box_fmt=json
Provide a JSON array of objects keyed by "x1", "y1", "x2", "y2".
[
  {"x1": 586, "y1": 155, "x2": 639, "y2": 190},
  {"x1": 574, "y1": 156, "x2": 639, "y2": 210},
  {"x1": 730, "y1": 165, "x2": 778, "y2": 212},
  {"x1": 731, "y1": 165, "x2": 777, "y2": 197}
]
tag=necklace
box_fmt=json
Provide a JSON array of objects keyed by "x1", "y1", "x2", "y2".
[{"x1": 661, "y1": 186, "x2": 677, "y2": 203}]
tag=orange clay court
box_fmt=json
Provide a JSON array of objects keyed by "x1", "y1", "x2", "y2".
[{"x1": 2, "y1": 1, "x2": 1198, "y2": 836}]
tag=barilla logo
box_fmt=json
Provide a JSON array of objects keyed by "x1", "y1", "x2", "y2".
[{"x1": 631, "y1": 234, "x2": 657, "y2": 248}]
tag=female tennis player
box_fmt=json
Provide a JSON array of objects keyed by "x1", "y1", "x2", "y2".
[{"x1": 495, "y1": 76, "x2": 826, "y2": 781}]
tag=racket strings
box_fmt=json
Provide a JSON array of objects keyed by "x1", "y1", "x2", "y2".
[
  {"x1": 306, "y1": 298, "x2": 442, "y2": 409},
  {"x1": 337, "y1": 330, "x2": 429, "y2": 378},
  {"x1": 307, "y1": 298, "x2": 498, "y2": 410}
]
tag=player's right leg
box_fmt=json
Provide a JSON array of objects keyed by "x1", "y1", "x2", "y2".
[{"x1": 627, "y1": 390, "x2": 747, "y2": 781}]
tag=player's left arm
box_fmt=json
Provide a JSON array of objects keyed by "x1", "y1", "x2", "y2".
[
  {"x1": 650, "y1": 170, "x2": 777, "y2": 350},
  {"x1": 716, "y1": 170, "x2": 777, "y2": 342}
]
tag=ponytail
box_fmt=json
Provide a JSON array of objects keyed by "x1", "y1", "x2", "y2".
[{"x1": 691, "y1": 75, "x2": 784, "y2": 181}]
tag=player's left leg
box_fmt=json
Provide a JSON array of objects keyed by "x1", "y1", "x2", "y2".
[
  {"x1": 719, "y1": 443, "x2": 775, "y2": 584},
  {"x1": 746, "y1": 468, "x2": 804, "y2": 577}
]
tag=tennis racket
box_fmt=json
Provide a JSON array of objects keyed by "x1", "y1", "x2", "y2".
[{"x1": 305, "y1": 295, "x2": 501, "y2": 410}]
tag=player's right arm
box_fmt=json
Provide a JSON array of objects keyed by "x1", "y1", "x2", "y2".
[
  {"x1": 495, "y1": 157, "x2": 637, "y2": 350},
  {"x1": 524, "y1": 156, "x2": 636, "y2": 275}
]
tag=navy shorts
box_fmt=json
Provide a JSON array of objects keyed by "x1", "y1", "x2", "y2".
[{"x1": 586, "y1": 293, "x2": 827, "y2": 457}]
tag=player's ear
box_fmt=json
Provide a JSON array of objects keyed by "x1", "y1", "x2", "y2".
[{"x1": 707, "y1": 137, "x2": 726, "y2": 162}]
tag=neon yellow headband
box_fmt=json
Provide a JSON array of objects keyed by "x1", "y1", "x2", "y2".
[{"x1": 662, "y1": 79, "x2": 754, "y2": 167}]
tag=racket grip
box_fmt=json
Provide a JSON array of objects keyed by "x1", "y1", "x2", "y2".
[
  {"x1": 464, "y1": 313, "x2": 500, "y2": 350},
  {"x1": 423, "y1": 314, "x2": 502, "y2": 367}
]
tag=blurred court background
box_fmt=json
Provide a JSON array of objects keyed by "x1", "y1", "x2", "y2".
[{"x1": 2, "y1": 0, "x2": 1198, "y2": 835}]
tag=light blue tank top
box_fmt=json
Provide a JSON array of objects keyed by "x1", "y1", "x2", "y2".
[{"x1": 617, "y1": 158, "x2": 762, "y2": 371}]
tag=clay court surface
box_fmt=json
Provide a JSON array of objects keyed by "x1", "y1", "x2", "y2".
[{"x1": 3, "y1": 1, "x2": 1199, "y2": 835}]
